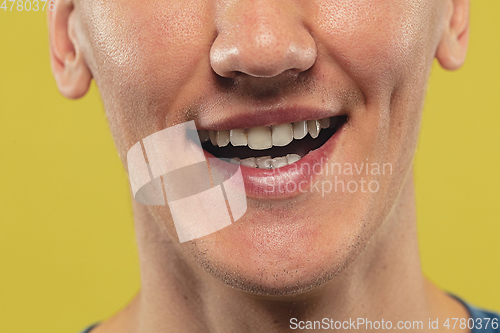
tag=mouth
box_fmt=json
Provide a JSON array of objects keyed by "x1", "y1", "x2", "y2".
[{"x1": 199, "y1": 115, "x2": 348, "y2": 169}]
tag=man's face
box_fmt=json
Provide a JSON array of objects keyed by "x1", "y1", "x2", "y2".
[{"x1": 75, "y1": 0, "x2": 444, "y2": 294}]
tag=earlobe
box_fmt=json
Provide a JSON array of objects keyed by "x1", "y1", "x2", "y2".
[
  {"x1": 48, "y1": 0, "x2": 92, "y2": 99},
  {"x1": 435, "y1": 0, "x2": 470, "y2": 71}
]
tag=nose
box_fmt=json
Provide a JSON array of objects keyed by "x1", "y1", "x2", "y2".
[{"x1": 210, "y1": 1, "x2": 317, "y2": 78}]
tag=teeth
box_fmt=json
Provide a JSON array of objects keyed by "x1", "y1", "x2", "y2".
[
  {"x1": 256, "y1": 156, "x2": 272, "y2": 169},
  {"x1": 286, "y1": 154, "x2": 301, "y2": 164},
  {"x1": 292, "y1": 121, "x2": 308, "y2": 140},
  {"x1": 271, "y1": 157, "x2": 287, "y2": 168},
  {"x1": 319, "y1": 117, "x2": 330, "y2": 129},
  {"x1": 201, "y1": 117, "x2": 336, "y2": 151},
  {"x1": 209, "y1": 130, "x2": 217, "y2": 146},
  {"x1": 217, "y1": 130, "x2": 230, "y2": 147},
  {"x1": 229, "y1": 157, "x2": 240, "y2": 165},
  {"x1": 308, "y1": 120, "x2": 320, "y2": 139},
  {"x1": 247, "y1": 126, "x2": 272, "y2": 150},
  {"x1": 240, "y1": 157, "x2": 257, "y2": 168},
  {"x1": 199, "y1": 130, "x2": 210, "y2": 143},
  {"x1": 230, "y1": 129, "x2": 248, "y2": 146},
  {"x1": 271, "y1": 123, "x2": 293, "y2": 147},
  {"x1": 238, "y1": 154, "x2": 302, "y2": 169}
]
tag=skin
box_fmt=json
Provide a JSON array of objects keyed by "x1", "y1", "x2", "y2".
[{"x1": 49, "y1": 0, "x2": 471, "y2": 332}]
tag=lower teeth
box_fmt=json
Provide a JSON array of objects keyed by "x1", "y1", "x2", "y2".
[{"x1": 228, "y1": 153, "x2": 301, "y2": 169}]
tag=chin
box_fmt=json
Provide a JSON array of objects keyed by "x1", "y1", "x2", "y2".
[{"x1": 182, "y1": 202, "x2": 375, "y2": 296}]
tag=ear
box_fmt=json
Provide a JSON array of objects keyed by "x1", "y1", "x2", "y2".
[
  {"x1": 435, "y1": 0, "x2": 470, "y2": 71},
  {"x1": 48, "y1": 0, "x2": 92, "y2": 99}
]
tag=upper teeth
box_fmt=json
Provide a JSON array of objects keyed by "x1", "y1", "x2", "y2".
[{"x1": 198, "y1": 117, "x2": 332, "y2": 149}]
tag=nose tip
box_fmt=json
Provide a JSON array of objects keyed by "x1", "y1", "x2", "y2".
[{"x1": 210, "y1": 7, "x2": 317, "y2": 78}]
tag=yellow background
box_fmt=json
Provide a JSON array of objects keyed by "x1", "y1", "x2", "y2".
[{"x1": 0, "y1": 2, "x2": 498, "y2": 332}]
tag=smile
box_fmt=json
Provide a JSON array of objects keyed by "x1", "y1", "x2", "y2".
[
  {"x1": 199, "y1": 115, "x2": 347, "y2": 169},
  {"x1": 196, "y1": 114, "x2": 348, "y2": 199}
]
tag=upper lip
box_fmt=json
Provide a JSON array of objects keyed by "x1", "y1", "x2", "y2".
[{"x1": 195, "y1": 106, "x2": 347, "y2": 131}]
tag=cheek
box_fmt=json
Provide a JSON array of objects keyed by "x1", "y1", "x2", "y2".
[
  {"x1": 80, "y1": 0, "x2": 213, "y2": 155},
  {"x1": 313, "y1": 0, "x2": 437, "y2": 171},
  {"x1": 314, "y1": 0, "x2": 434, "y2": 94},
  {"x1": 84, "y1": 0, "x2": 212, "y2": 108}
]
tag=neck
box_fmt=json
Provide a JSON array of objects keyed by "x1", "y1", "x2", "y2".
[{"x1": 115, "y1": 171, "x2": 463, "y2": 333}]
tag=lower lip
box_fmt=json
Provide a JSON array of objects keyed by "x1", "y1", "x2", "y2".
[{"x1": 204, "y1": 125, "x2": 345, "y2": 200}]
